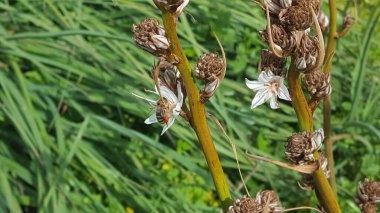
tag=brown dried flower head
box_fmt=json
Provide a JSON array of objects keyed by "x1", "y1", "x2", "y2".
[
  {"x1": 259, "y1": 49, "x2": 287, "y2": 76},
  {"x1": 302, "y1": 70, "x2": 331, "y2": 100},
  {"x1": 260, "y1": 24, "x2": 302, "y2": 55},
  {"x1": 228, "y1": 191, "x2": 283, "y2": 213},
  {"x1": 285, "y1": 129, "x2": 324, "y2": 165},
  {"x1": 294, "y1": 34, "x2": 319, "y2": 70},
  {"x1": 279, "y1": 0, "x2": 319, "y2": 31},
  {"x1": 132, "y1": 19, "x2": 170, "y2": 57},
  {"x1": 195, "y1": 52, "x2": 225, "y2": 103},
  {"x1": 362, "y1": 203, "x2": 377, "y2": 213},
  {"x1": 228, "y1": 195, "x2": 263, "y2": 213},
  {"x1": 356, "y1": 179, "x2": 380, "y2": 213},
  {"x1": 343, "y1": 12, "x2": 355, "y2": 30}
]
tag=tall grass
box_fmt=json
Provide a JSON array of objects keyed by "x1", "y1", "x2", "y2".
[{"x1": 0, "y1": 0, "x2": 379, "y2": 212}]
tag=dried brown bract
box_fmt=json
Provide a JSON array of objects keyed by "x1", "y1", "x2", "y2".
[
  {"x1": 302, "y1": 70, "x2": 331, "y2": 100},
  {"x1": 259, "y1": 49, "x2": 287, "y2": 76},
  {"x1": 152, "y1": 59, "x2": 180, "y2": 92},
  {"x1": 132, "y1": 19, "x2": 170, "y2": 57}
]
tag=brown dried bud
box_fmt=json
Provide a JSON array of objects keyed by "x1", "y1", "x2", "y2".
[
  {"x1": 259, "y1": 49, "x2": 287, "y2": 76},
  {"x1": 343, "y1": 12, "x2": 355, "y2": 30},
  {"x1": 132, "y1": 19, "x2": 170, "y2": 57},
  {"x1": 260, "y1": 24, "x2": 301, "y2": 55},
  {"x1": 318, "y1": 11, "x2": 329, "y2": 33},
  {"x1": 279, "y1": 0, "x2": 319, "y2": 31},
  {"x1": 285, "y1": 129, "x2": 324, "y2": 165},
  {"x1": 152, "y1": 59, "x2": 180, "y2": 92},
  {"x1": 153, "y1": 0, "x2": 183, "y2": 12},
  {"x1": 195, "y1": 52, "x2": 225, "y2": 103},
  {"x1": 256, "y1": 190, "x2": 283, "y2": 213},
  {"x1": 228, "y1": 195, "x2": 263, "y2": 213},
  {"x1": 302, "y1": 70, "x2": 332, "y2": 100},
  {"x1": 294, "y1": 34, "x2": 319, "y2": 71},
  {"x1": 356, "y1": 179, "x2": 380, "y2": 212}
]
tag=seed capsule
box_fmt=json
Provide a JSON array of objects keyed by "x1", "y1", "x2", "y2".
[{"x1": 302, "y1": 70, "x2": 331, "y2": 100}]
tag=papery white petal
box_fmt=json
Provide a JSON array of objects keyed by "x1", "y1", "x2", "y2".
[
  {"x1": 269, "y1": 92, "x2": 280, "y2": 109},
  {"x1": 144, "y1": 113, "x2": 158, "y2": 124},
  {"x1": 278, "y1": 83, "x2": 292, "y2": 101},
  {"x1": 152, "y1": 35, "x2": 169, "y2": 49},
  {"x1": 296, "y1": 57, "x2": 307, "y2": 69},
  {"x1": 161, "y1": 116, "x2": 175, "y2": 135},
  {"x1": 251, "y1": 89, "x2": 270, "y2": 109},
  {"x1": 312, "y1": 128, "x2": 324, "y2": 149},
  {"x1": 245, "y1": 78, "x2": 266, "y2": 91},
  {"x1": 173, "y1": 83, "x2": 183, "y2": 116},
  {"x1": 258, "y1": 71, "x2": 271, "y2": 83},
  {"x1": 204, "y1": 79, "x2": 219, "y2": 93},
  {"x1": 176, "y1": 0, "x2": 189, "y2": 15},
  {"x1": 132, "y1": 93, "x2": 156, "y2": 106},
  {"x1": 160, "y1": 86, "x2": 177, "y2": 105}
]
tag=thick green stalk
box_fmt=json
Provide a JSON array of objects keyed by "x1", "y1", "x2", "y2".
[
  {"x1": 288, "y1": 62, "x2": 341, "y2": 212},
  {"x1": 161, "y1": 12, "x2": 233, "y2": 212},
  {"x1": 323, "y1": 0, "x2": 338, "y2": 195}
]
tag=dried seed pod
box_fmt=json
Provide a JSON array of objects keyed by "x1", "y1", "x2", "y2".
[
  {"x1": 260, "y1": 24, "x2": 302, "y2": 56},
  {"x1": 294, "y1": 34, "x2": 319, "y2": 71},
  {"x1": 318, "y1": 11, "x2": 329, "y2": 33},
  {"x1": 132, "y1": 19, "x2": 170, "y2": 57},
  {"x1": 279, "y1": 0, "x2": 319, "y2": 32},
  {"x1": 356, "y1": 179, "x2": 380, "y2": 213},
  {"x1": 256, "y1": 190, "x2": 283, "y2": 213},
  {"x1": 228, "y1": 195, "x2": 263, "y2": 213},
  {"x1": 302, "y1": 70, "x2": 332, "y2": 100},
  {"x1": 285, "y1": 129, "x2": 324, "y2": 165},
  {"x1": 259, "y1": 49, "x2": 287, "y2": 76},
  {"x1": 264, "y1": 0, "x2": 292, "y2": 14}
]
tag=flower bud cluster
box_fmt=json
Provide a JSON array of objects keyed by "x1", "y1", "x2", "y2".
[
  {"x1": 356, "y1": 179, "x2": 380, "y2": 213},
  {"x1": 228, "y1": 190, "x2": 283, "y2": 213},
  {"x1": 260, "y1": 0, "x2": 323, "y2": 71},
  {"x1": 302, "y1": 70, "x2": 331, "y2": 100},
  {"x1": 195, "y1": 52, "x2": 225, "y2": 103}
]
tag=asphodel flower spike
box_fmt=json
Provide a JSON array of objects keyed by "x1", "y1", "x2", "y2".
[
  {"x1": 245, "y1": 70, "x2": 291, "y2": 109},
  {"x1": 133, "y1": 83, "x2": 183, "y2": 135}
]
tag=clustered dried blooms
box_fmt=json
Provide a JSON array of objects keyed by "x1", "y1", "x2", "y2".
[
  {"x1": 356, "y1": 179, "x2": 380, "y2": 213},
  {"x1": 259, "y1": 49, "x2": 287, "y2": 76},
  {"x1": 195, "y1": 46, "x2": 226, "y2": 103},
  {"x1": 228, "y1": 191, "x2": 283, "y2": 213},
  {"x1": 132, "y1": 19, "x2": 170, "y2": 57},
  {"x1": 302, "y1": 70, "x2": 332, "y2": 100},
  {"x1": 153, "y1": 0, "x2": 184, "y2": 13},
  {"x1": 285, "y1": 129, "x2": 323, "y2": 165}
]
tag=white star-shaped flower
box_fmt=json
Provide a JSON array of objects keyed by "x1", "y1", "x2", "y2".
[
  {"x1": 245, "y1": 71, "x2": 291, "y2": 109},
  {"x1": 133, "y1": 83, "x2": 183, "y2": 135}
]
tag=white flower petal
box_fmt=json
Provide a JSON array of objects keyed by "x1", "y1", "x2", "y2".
[
  {"x1": 161, "y1": 116, "x2": 175, "y2": 135},
  {"x1": 132, "y1": 93, "x2": 156, "y2": 106},
  {"x1": 245, "y1": 78, "x2": 266, "y2": 91},
  {"x1": 278, "y1": 83, "x2": 291, "y2": 101},
  {"x1": 269, "y1": 92, "x2": 280, "y2": 109},
  {"x1": 151, "y1": 35, "x2": 169, "y2": 49},
  {"x1": 173, "y1": 83, "x2": 183, "y2": 116},
  {"x1": 251, "y1": 89, "x2": 270, "y2": 109},
  {"x1": 160, "y1": 86, "x2": 177, "y2": 105},
  {"x1": 144, "y1": 113, "x2": 158, "y2": 124},
  {"x1": 204, "y1": 79, "x2": 219, "y2": 93}
]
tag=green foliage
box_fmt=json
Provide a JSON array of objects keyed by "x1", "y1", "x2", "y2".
[{"x1": 0, "y1": 0, "x2": 379, "y2": 212}]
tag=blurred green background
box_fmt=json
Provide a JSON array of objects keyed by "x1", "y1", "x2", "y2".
[{"x1": 0, "y1": 0, "x2": 379, "y2": 212}]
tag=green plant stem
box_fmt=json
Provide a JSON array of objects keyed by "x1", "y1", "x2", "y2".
[
  {"x1": 161, "y1": 12, "x2": 233, "y2": 212},
  {"x1": 288, "y1": 61, "x2": 341, "y2": 213},
  {"x1": 323, "y1": 0, "x2": 338, "y2": 195}
]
